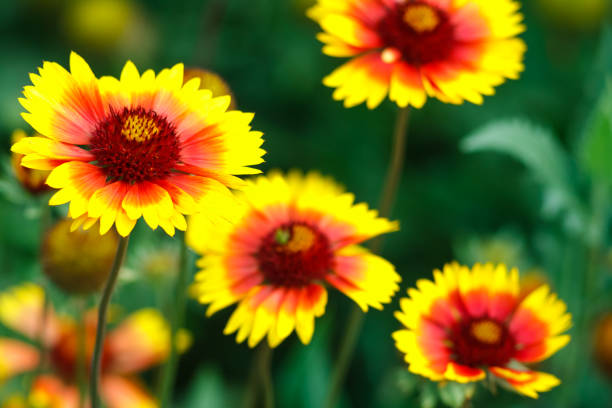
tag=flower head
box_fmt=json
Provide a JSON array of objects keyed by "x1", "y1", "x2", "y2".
[
  {"x1": 187, "y1": 171, "x2": 400, "y2": 348},
  {"x1": 11, "y1": 130, "x2": 51, "y2": 195},
  {"x1": 12, "y1": 52, "x2": 265, "y2": 237},
  {"x1": 393, "y1": 262, "x2": 571, "y2": 398},
  {"x1": 308, "y1": 0, "x2": 526, "y2": 108},
  {"x1": 0, "y1": 283, "x2": 186, "y2": 408},
  {"x1": 41, "y1": 218, "x2": 119, "y2": 294}
]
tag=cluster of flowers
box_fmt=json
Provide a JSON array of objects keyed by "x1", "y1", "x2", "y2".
[{"x1": 3, "y1": 0, "x2": 578, "y2": 406}]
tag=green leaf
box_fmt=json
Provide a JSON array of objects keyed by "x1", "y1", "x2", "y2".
[
  {"x1": 461, "y1": 118, "x2": 584, "y2": 230},
  {"x1": 579, "y1": 79, "x2": 612, "y2": 185}
]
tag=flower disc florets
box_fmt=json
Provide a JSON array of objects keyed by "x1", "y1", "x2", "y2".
[
  {"x1": 257, "y1": 223, "x2": 334, "y2": 286},
  {"x1": 90, "y1": 107, "x2": 180, "y2": 184}
]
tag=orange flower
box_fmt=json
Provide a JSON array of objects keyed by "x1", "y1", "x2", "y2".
[
  {"x1": 0, "y1": 283, "x2": 186, "y2": 408},
  {"x1": 393, "y1": 263, "x2": 571, "y2": 398},
  {"x1": 308, "y1": 0, "x2": 526, "y2": 108},
  {"x1": 12, "y1": 52, "x2": 264, "y2": 237}
]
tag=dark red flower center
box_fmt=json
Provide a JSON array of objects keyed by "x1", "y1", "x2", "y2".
[
  {"x1": 376, "y1": 2, "x2": 455, "y2": 65},
  {"x1": 257, "y1": 223, "x2": 334, "y2": 287},
  {"x1": 90, "y1": 107, "x2": 181, "y2": 184},
  {"x1": 450, "y1": 318, "x2": 516, "y2": 367}
]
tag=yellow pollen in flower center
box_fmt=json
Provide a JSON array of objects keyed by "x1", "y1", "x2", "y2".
[
  {"x1": 470, "y1": 320, "x2": 502, "y2": 345},
  {"x1": 403, "y1": 4, "x2": 440, "y2": 33},
  {"x1": 283, "y1": 225, "x2": 316, "y2": 253},
  {"x1": 122, "y1": 114, "x2": 160, "y2": 142}
]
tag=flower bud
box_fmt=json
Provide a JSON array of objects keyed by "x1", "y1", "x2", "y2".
[
  {"x1": 11, "y1": 130, "x2": 51, "y2": 195},
  {"x1": 41, "y1": 219, "x2": 119, "y2": 295}
]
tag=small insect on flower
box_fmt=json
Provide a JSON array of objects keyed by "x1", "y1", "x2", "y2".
[
  {"x1": 0, "y1": 283, "x2": 189, "y2": 408},
  {"x1": 11, "y1": 130, "x2": 51, "y2": 195},
  {"x1": 308, "y1": 0, "x2": 526, "y2": 109},
  {"x1": 393, "y1": 262, "x2": 571, "y2": 398},
  {"x1": 187, "y1": 171, "x2": 401, "y2": 348},
  {"x1": 12, "y1": 52, "x2": 265, "y2": 237}
]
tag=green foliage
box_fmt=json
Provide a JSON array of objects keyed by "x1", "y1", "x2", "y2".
[
  {"x1": 461, "y1": 118, "x2": 586, "y2": 233},
  {"x1": 578, "y1": 79, "x2": 612, "y2": 186}
]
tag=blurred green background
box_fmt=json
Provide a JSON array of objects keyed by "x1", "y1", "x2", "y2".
[{"x1": 1, "y1": 0, "x2": 612, "y2": 407}]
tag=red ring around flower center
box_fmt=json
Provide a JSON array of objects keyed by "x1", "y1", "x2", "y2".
[
  {"x1": 90, "y1": 107, "x2": 181, "y2": 183},
  {"x1": 376, "y1": 2, "x2": 455, "y2": 66},
  {"x1": 257, "y1": 223, "x2": 334, "y2": 287},
  {"x1": 450, "y1": 318, "x2": 516, "y2": 367}
]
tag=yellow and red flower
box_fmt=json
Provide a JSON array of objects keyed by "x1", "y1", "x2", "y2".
[
  {"x1": 187, "y1": 171, "x2": 400, "y2": 348},
  {"x1": 308, "y1": 0, "x2": 526, "y2": 108},
  {"x1": 0, "y1": 283, "x2": 185, "y2": 408},
  {"x1": 393, "y1": 262, "x2": 571, "y2": 398},
  {"x1": 12, "y1": 52, "x2": 264, "y2": 237}
]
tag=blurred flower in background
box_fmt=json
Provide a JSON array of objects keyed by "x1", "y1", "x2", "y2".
[
  {"x1": 184, "y1": 68, "x2": 237, "y2": 110},
  {"x1": 0, "y1": 283, "x2": 188, "y2": 408},
  {"x1": 0, "y1": 395, "x2": 27, "y2": 408},
  {"x1": 394, "y1": 262, "x2": 571, "y2": 398},
  {"x1": 11, "y1": 52, "x2": 264, "y2": 237},
  {"x1": 594, "y1": 313, "x2": 612, "y2": 381},
  {"x1": 29, "y1": 376, "x2": 79, "y2": 408},
  {"x1": 11, "y1": 130, "x2": 50, "y2": 196},
  {"x1": 41, "y1": 218, "x2": 119, "y2": 295},
  {"x1": 187, "y1": 171, "x2": 400, "y2": 348},
  {"x1": 535, "y1": 0, "x2": 610, "y2": 31},
  {"x1": 61, "y1": 0, "x2": 156, "y2": 61},
  {"x1": 307, "y1": 0, "x2": 526, "y2": 108}
]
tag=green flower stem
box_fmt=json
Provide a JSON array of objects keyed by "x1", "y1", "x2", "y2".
[
  {"x1": 323, "y1": 106, "x2": 411, "y2": 408},
  {"x1": 159, "y1": 232, "x2": 191, "y2": 407},
  {"x1": 243, "y1": 344, "x2": 275, "y2": 408},
  {"x1": 259, "y1": 344, "x2": 275, "y2": 408},
  {"x1": 90, "y1": 235, "x2": 130, "y2": 408}
]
